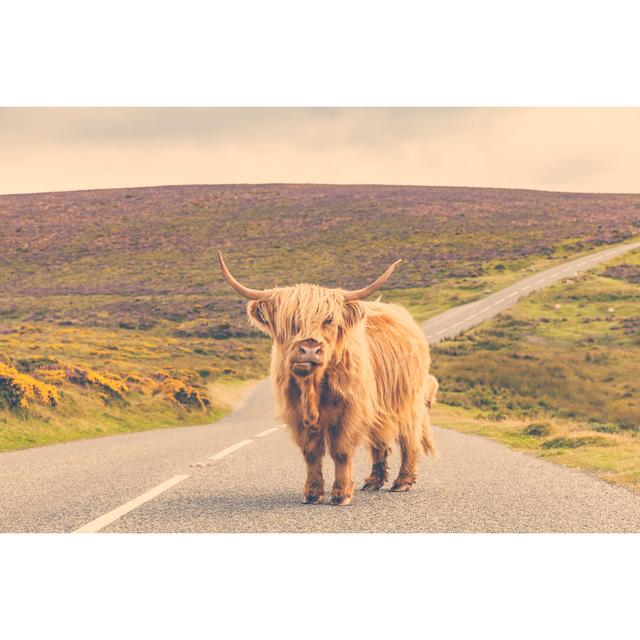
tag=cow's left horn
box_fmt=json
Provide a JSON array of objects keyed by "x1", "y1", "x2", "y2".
[
  {"x1": 218, "y1": 250, "x2": 272, "y2": 300},
  {"x1": 343, "y1": 259, "x2": 402, "y2": 301}
]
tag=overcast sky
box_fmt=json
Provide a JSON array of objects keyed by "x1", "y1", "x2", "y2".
[{"x1": 1, "y1": 108, "x2": 639, "y2": 195}]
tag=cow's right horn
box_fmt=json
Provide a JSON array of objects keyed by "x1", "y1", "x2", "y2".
[
  {"x1": 218, "y1": 250, "x2": 272, "y2": 300},
  {"x1": 343, "y1": 259, "x2": 402, "y2": 301}
]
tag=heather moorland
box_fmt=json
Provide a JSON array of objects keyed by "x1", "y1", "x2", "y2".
[{"x1": 1, "y1": 184, "x2": 639, "y2": 450}]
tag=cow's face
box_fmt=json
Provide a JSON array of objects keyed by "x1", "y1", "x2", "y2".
[
  {"x1": 246, "y1": 286, "x2": 365, "y2": 378},
  {"x1": 218, "y1": 251, "x2": 401, "y2": 379}
]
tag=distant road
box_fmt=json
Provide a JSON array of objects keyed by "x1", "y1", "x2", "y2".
[
  {"x1": 1, "y1": 240, "x2": 640, "y2": 533},
  {"x1": 423, "y1": 240, "x2": 640, "y2": 341}
]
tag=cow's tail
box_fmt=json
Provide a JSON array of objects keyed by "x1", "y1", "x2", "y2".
[{"x1": 421, "y1": 374, "x2": 439, "y2": 457}]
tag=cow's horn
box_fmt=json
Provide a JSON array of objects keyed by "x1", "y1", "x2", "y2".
[
  {"x1": 218, "y1": 251, "x2": 271, "y2": 300},
  {"x1": 343, "y1": 259, "x2": 402, "y2": 302}
]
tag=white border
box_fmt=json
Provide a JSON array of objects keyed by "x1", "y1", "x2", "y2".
[
  {"x1": 1, "y1": 1, "x2": 639, "y2": 638},
  {"x1": 2, "y1": 1, "x2": 640, "y2": 105},
  {"x1": 1, "y1": 534, "x2": 639, "y2": 639}
]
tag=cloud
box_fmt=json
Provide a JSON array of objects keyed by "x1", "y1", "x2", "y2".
[{"x1": 1, "y1": 108, "x2": 639, "y2": 194}]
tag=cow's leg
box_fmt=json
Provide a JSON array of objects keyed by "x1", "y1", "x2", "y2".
[
  {"x1": 302, "y1": 429, "x2": 325, "y2": 504},
  {"x1": 362, "y1": 444, "x2": 390, "y2": 491},
  {"x1": 328, "y1": 433, "x2": 355, "y2": 506},
  {"x1": 391, "y1": 434, "x2": 420, "y2": 492}
]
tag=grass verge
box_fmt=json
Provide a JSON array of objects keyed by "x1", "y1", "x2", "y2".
[
  {"x1": 431, "y1": 246, "x2": 640, "y2": 492},
  {"x1": 433, "y1": 404, "x2": 640, "y2": 493}
]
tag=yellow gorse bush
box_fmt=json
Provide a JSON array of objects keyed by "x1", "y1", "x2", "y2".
[
  {"x1": 0, "y1": 362, "x2": 60, "y2": 409},
  {"x1": 0, "y1": 355, "x2": 210, "y2": 414},
  {"x1": 155, "y1": 372, "x2": 211, "y2": 410},
  {"x1": 66, "y1": 365, "x2": 128, "y2": 400}
]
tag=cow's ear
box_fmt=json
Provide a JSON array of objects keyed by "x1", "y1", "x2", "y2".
[
  {"x1": 342, "y1": 300, "x2": 366, "y2": 329},
  {"x1": 247, "y1": 300, "x2": 272, "y2": 335}
]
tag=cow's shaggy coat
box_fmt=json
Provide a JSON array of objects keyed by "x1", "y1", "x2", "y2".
[{"x1": 220, "y1": 254, "x2": 437, "y2": 506}]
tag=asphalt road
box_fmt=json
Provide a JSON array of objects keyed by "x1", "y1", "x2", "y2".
[{"x1": 2, "y1": 241, "x2": 640, "y2": 533}]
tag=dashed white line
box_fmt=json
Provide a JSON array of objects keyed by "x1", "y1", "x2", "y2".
[
  {"x1": 521, "y1": 285, "x2": 532, "y2": 291},
  {"x1": 209, "y1": 439, "x2": 253, "y2": 460},
  {"x1": 467, "y1": 313, "x2": 477, "y2": 320},
  {"x1": 73, "y1": 474, "x2": 190, "y2": 533},
  {"x1": 507, "y1": 291, "x2": 519, "y2": 298},
  {"x1": 451, "y1": 320, "x2": 464, "y2": 328},
  {"x1": 479, "y1": 306, "x2": 492, "y2": 313},
  {"x1": 494, "y1": 298, "x2": 506, "y2": 304},
  {"x1": 73, "y1": 427, "x2": 283, "y2": 532},
  {"x1": 255, "y1": 427, "x2": 279, "y2": 438},
  {"x1": 436, "y1": 328, "x2": 447, "y2": 335}
]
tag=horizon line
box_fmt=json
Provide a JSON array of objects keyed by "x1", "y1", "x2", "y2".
[{"x1": 2, "y1": 181, "x2": 640, "y2": 199}]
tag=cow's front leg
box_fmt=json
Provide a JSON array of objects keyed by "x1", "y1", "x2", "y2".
[
  {"x1": 329, "y1": 436, "x2": 355, "y2": 506},
  {"x1": 301, "y1": 429, "x2": 325, "y2": 504}
]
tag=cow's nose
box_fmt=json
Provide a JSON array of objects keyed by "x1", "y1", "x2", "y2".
[
  {"x1": 299, "y1": 344, "x2": 323, "y2": 358},
  {"x1": 297, "y1": 340, "x2": 323, "y2": 362}
]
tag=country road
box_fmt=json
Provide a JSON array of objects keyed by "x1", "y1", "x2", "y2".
[{"x1": 2, "y1": 241, "x2": 640, "y2": 533}]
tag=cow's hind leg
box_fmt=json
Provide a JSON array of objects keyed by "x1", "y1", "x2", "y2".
[
  {"x1": 362, "y1": 445, "x2": 390, "y2": 491},
  {"x1": 391, "y1": 434, "x2": 420, "y2": 492},
  {"x1": 302, "y1": 430, "x2": 325, "y2": 504}
]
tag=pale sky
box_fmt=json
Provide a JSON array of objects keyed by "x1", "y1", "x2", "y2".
[{"x1": 1, "y1": 108, "x2": 639, "y2": 195}]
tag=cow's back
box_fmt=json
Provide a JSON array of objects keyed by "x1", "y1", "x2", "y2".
[{"x1": 363, "y1": 300, "x2": 431, "y2": 416}]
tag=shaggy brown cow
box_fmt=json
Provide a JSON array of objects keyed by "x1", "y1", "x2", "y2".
[{"x1": 219, "y1": 252, "x2": 437, "y2": 506}]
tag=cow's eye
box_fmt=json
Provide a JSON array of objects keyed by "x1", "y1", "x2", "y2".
[{"x1": 323, "y1": 316, "x2": 333, "y2": 326}]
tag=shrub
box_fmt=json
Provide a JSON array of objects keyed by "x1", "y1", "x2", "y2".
[
  {"x1": 66, "y1": 365, "x2": 128, "y2": 401},
  {"x1": 541, "y1": 436, "x2": 610, "y2": 449},
  {"x1": 0, "y1": 362, "x2": 60, "y2": 409},
  {"x1": 154, "y1": 371, "x2": 211, "y2": 410},
  {"x1": 524, "y1": 423, "x2": 551, "y2": 437},
  {"x1": 590, "y1": 423, "x2": 621, "y2": 434}
]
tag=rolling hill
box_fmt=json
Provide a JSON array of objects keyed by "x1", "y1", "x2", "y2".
[{"x1": 1, "y1": 183, "x2": 639, "y2": 449}]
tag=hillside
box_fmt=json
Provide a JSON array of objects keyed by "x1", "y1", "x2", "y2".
[
  {"x1": 2, "y1": 184, "x2": 640, "y2": 330},
  {"x1": 1, "y1": 183, "x2": 640, "y2": 449},
  {"x1": 432, "y1": 246, "x2": 640, "y2": 490}
]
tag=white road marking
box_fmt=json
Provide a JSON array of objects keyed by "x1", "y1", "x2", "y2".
[
  {"x1": 494, "y1": 297, "x2": 506, "y2": 304},
  {"x1": 255, "y1": 427, "x2": 279, "y2": 438},
  {"x1": 73, "y1": 474, "x2": 190, "y2": 533},
  {"x1": 467, "y1": 313, "x2": 477, "y2": 320},
  {"x1": 209, "y1": 439, "x2": 253, "y2": 460},
  {"x1": 436, "y1": 328, "x2": 447, "y2": 335},
  {"x1": 451, "y1": 320, "x2": 464, "y2": 327},
  {"x1": 507, "y1": 291, "x2": 519, "y2": 298},
  {"x1": 521, "y1": 284, "x2": 531, "y2": 291},
  {"x1": 479, "y1": 306, "x2": 492, "y2": 313}
]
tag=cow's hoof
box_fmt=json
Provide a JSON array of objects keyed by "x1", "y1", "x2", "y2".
[
  {"x1": 361, "y1": 477, "x2": 385, "y2": 491},
  {"x1": 330, "y1": 482, "x2": 354, "y2": 506},
  {"x1": 390, "y1": 481, "x2": 414, "y2": 492},
  {"x1": 303, "y1": 493, "x2": 324, "y2": 504}
]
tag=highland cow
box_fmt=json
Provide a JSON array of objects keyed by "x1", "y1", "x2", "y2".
[{"x1": 219, "y1": 252, "x2": 437, "y2": 506}]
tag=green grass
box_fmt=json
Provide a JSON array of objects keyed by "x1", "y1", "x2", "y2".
[{"x1": 0, "y1": 386, "x2": 228, "y2": 451}]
